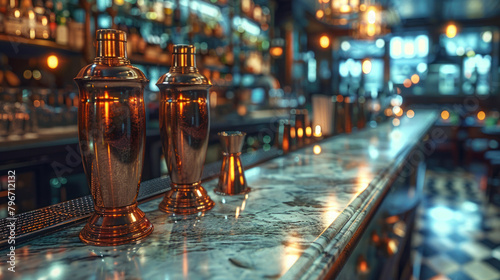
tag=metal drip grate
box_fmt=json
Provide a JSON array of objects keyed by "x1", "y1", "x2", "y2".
[{"x1": 0, "y1": 147, "x2": 282, "y2": 248}]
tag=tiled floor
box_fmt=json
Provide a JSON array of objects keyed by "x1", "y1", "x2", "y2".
[{"x1": 412, "y1": 167, "x2": 500, "y2": 280}]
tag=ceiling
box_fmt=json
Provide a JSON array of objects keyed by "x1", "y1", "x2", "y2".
[{"x1": 287, "y1": 0, "x2": 500, "y2": 28}]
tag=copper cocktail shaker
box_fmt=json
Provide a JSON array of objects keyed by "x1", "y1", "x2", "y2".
[
  {"x1": 156, "y1": 45, "x2": 215, "y2": 215},
  {"x1": 74, "y1": 29, "x2": 153, "y2": 245}
]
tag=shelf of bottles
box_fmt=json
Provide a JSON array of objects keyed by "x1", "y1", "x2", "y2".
[{"x1": 0, "y1": 0, "x2": 274, "y2": 141}]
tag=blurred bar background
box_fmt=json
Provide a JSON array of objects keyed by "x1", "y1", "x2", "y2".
[{"x1": 0, "y1": 0, "x2": 499, "y2": 219}]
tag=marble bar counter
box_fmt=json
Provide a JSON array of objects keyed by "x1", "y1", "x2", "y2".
[{"x1": 1, "y1": 110, "x2": 438, "y2": 280}]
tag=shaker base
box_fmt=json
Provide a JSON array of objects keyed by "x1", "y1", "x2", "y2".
[
  {"x1": 159, "y1": 182, "x2": 215, "y2": 215},
  {"x1": 79, "y1": 203, "x2": 154, "y2": 246}
]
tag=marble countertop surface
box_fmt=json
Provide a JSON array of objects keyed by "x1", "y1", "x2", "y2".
[{"x1": 1, "y1": 111, "x2": 437, "y2": 280}]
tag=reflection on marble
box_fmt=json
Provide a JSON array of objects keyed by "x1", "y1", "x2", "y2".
[{"x1": 0, "y1": 111, "x2": 436, "y2": 280}]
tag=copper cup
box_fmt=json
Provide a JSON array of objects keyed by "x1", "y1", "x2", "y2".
[{"x1": 214, "y1": 131, "x2": 251, "y2": 195}]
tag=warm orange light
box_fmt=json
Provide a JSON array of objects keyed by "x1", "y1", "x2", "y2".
[
  {"x1": 270, "y1": 47, "x2": 283, "y2": 57},
  {"x1": 313, "y1": 145, "x2": 322, "y2": 155},
  {"x1": 306, "y1": 126, "x2": 312, "y2": 137},
  {"x1": 411, "y1": 74, "x2": 420, "y2": 84},
  {"x1": 297, "y1": 128, "x2": 304, "y2": 138},
  {"x1": 446, "y1": 23, "x2": 458, "y2": 38},
  {"x1": 362, "y1": 59, "x2": 372, "y2": 74},
  {"x1": 358, "y1": 259, "x2": 369, "y2": 273},
  {"x1": 47, "y1": 55, "x2": 59, "y2": 69},
  {"x1": 237, "y1": 105, "x2": 247, "y2": 116},
  {"x1": 392, "y1": 106, "x2": 401, "y2": 115},
  {"x1": 477, "y1": 111, "x2": 486, "y2": 121},
  {"x1": 23, "y1": 70, "x2": 32, "y2": 79},
  {"x1": 290, "y1": 127, "x2": 296, "y2": 138},
  {"x1": 336, "y1": 95, "x2": 344, "y2": 102},
  {"x1": 395, "y1": 108, "x2": 403, "y2": 117},
  {"x1": 392, "y1": 118, "x2": 400, "y2": 126},
  {"x1": 316, "y1": 10, "x2": 324, "y2": 19},
  {"x1": 366, "y1": 24, "x2": 376, "y2": 37},
  {"x1": 33, "y1": 100, "x2": 41, "y2": 107},
  {"x1": 384, "y1": 108, "x2": 392, "y2": 117},
  {"x1": 313, "y1": 125, "x2": 322, "y2": 137},
  {"x1": 319, "y1": 35, "x2": 330, "y2": 49},
  {"x1": 403, "y1": 79, "x2": 412, "y2": 88},
  {"x1": 339, "y1": 5, "x2": 351, "y2": 13},
  {"x1": 406, "y1": 110, "x2": 415, "y2": 118},
  {"x1": 282, "y1": 128, "x2": 290, "y2": 152},
  {"x1": 441, "y1": 110, "x2": 450, "y2": 120}
]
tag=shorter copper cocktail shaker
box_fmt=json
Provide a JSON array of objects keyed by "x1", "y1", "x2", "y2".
[
  {"x1": 74, "y1": 29, "x2": 153, "y2": 246},
  {"x1": 214, "y1": 131, "x2": 251, "y2": 195},
  {"x1": 156, "y1": 45, "x2": 215, "y2": 215}
]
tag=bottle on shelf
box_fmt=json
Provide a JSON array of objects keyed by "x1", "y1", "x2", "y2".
[
  {"x1": 33, "y1": 0, "x2": 49, "y2": 39},
  {"x1": 163, "y1": 0, "x2": 173, "y2": 27},
  {"x1": 45, "y1": 0, "x2": 56, "y2": 40},
  {"x1": 5, "y1": 0, "x2": 23, "y2": 36},
  {"x1": 0, "y1": 0, "x2": 8, "y2": 34},
  {"x1": 32, "y1": 0, "x2": 43, "y2": 15},
  {"x1": 20, "y1": 0, "x2": 36, "y2": 39},
  {"x1": 55, "y1": 1, "x2": 67, "y2": 45}
]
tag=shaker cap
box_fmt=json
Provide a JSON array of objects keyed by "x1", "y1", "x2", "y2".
[
  {"x1": 172, "y1": 44, "x2": 195, "y2": 54},
  {"x1": 96, "y1": 29, "x2": 127, "y2": 42},
  {"x1": 74, "y1": 29, "x2": 148, "y2": 82},
  {"x1": 95, "y1": 29, "x2": 128, "y2": 58},
  {"x1": 156, "y1": 44, "x2": 211, "y2": 86}
]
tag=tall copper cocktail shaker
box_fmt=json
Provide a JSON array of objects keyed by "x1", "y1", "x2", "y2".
[
  {"x1": 74, "y1": 29, "x2": 153, "y2": 245},
  {"x1": 156, "y1": 45, "x2": 215, "y2": 214}
]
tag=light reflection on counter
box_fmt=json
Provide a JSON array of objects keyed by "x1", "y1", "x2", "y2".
[
  {"x1": 322, "y1": 195, "x2": 341, "y2": 226},
  {"x1": 368, "y1": 145, "x2": 380, "y2": 159},
  {"x1": 313, "y1": 145, "x2": 322, "y2": 155},
  {"x1": 355, "y1": 163, "x2": 374, "y2": 195},
  {"x1": 244, "y1": 167, "x2": 261, "y2": 180},
  {"x1": 183, "y1": 237, "x2": 189, "y2": 278},
  {"x1": 282, "y1": 235, "x2": 303, "y2": 273}
]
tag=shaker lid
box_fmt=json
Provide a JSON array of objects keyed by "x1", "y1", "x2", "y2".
[
  {"x1": 156, "y1": 44, "x2": 211, "y2": 86},
  {"x1": 96, "y1": 29, "x2": 126, "y2": 42},
  {"x1": 172, "y1": 44, "x2": 195, "y2": 54},
  {"x1": 74, "y1": 29, "x2": 148, "y2": 82}
]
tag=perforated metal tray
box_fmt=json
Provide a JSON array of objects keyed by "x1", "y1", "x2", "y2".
[{"x1": 0, "y1": 148, "x2": 282, "y2": 248}]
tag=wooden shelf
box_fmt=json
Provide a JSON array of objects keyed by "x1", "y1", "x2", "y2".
[{"x1": 0, "y1": 34, "x2": 81, "y2": 56}]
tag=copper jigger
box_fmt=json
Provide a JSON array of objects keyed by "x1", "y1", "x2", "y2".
[
  {"x1": 157, "y1": 45, "x2": 215, "y2": 214},
  {"x1": 74, "y1": 29, "x2": 153, "y2": 246},
  {"x1": 214, "y1": 131, "x2": 251, "y2": 195}
]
